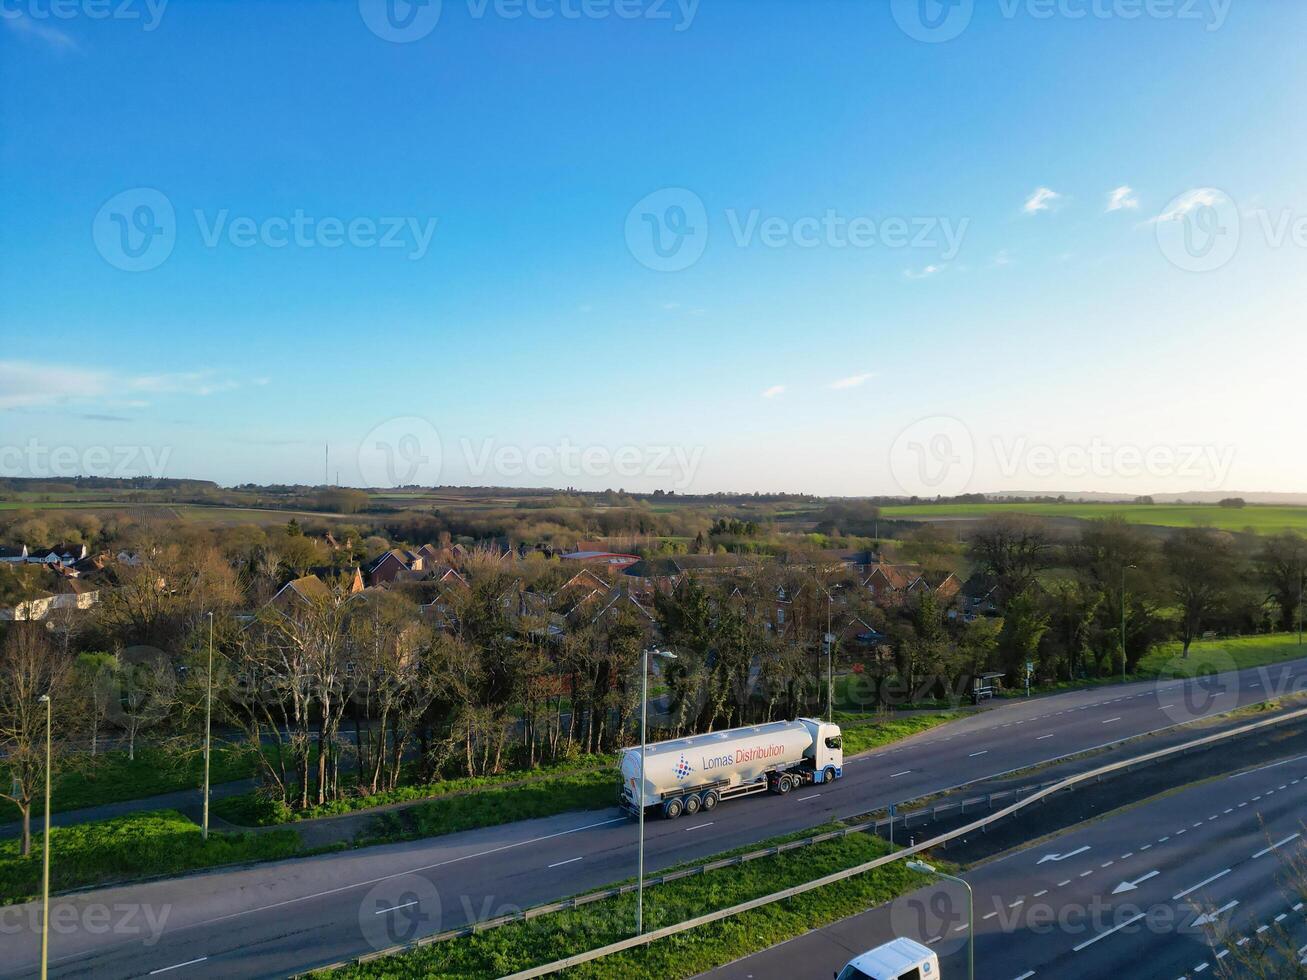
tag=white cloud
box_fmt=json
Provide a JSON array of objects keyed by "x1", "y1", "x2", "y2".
[
  {"x1": 904, "y1": 264, "x2": 940, "y2": 279},
  {"x1": 762, "y1": 385, "x2": 786, "y2": 399},
  {"x1": 1106, "y1": 185, "x2": 1139, "y2": 212},
  {"x1": 0, "y1": 361, "x2": 246, "y2": 409},
  {"x1": 4, "y1": 13, "x2": 78, "y2": 51},
  {"x1": 1023, "y1": 187, "x2": 1061, "y2": 214},
  {"x1": 1151, "y1": 188, "x2": 1223, "y2": 223},
  {"x1": 829, "y1": 372, "x2": 875, "y2": 390}
]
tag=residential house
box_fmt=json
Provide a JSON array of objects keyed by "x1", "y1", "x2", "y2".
[
  {"x1": 27, "y1": 543, "x2": 89, "y2": 566},
  {"x1": 0, "y1": 545, "x2": 28, "y2": 563}
]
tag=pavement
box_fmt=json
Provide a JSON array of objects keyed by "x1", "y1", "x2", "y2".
[
  {"x1": 2, "y1": 656, "x2": 1305, "y2": 979},
  {"x1": 701, "y1": 748, "x2": 1307, "y2": 980}
]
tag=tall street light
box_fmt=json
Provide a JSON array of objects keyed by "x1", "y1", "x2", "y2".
[
  {"x1": 637, "y1": 647, "x2": 675, "y2": 937},
  {"x1": 38, "y1": 693, "x2": 52, "y2": 980},
  {"x1": 202, "y1": 611, "x2": 214, "y2": 841},
  {"x1": 907, "y1": 859, "x2": 973, "y2": 980},
  {"x1": 1121, "y1": 563, "x2": 1137, "y2": 683}
]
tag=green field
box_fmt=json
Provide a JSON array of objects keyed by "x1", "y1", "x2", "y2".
[{"x1": 880, "y1": 502, "x2": 1307, "y2": 535}]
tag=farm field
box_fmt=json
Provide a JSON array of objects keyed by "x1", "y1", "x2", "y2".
[{"x1": 880, "y1": 501, "x2": 1307, "y2": 535}]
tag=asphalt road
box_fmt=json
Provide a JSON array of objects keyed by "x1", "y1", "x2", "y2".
[
  {"x1": 3, "y1": 656, "x2": 1305, "y2": 979},
  {"x1": 702, "y1": 748, "x2": 1307, "y2": 980}
]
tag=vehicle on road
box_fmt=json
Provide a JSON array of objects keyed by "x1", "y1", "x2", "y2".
[
  {"x1": 835, "y1": 937, "x2": 939, "y2": 980},
  {"x1": 620, "y1": 717, "x2": 843, "y2": 819}
]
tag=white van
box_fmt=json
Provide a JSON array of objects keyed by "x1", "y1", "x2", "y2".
[{"x1": 835, "y1": 938, "x2": 939, "y2": 980}]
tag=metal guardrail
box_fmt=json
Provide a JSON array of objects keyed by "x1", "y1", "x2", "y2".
[{"x1": 496, "y1": 702, "x2": 1307, "y2": 979}]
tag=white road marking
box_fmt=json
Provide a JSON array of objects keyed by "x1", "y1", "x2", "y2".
[
  {"x1": 798, "y1": 794, "x2": 822, "y2": 802},
  {"x1": 1036, "y1": 734, "x2": 1054, "y2": 740},
  {"x1": 548, "y1": 856, "x2": 583, "y2": 868},
  {"x1": 1012, "y1": 972, "x2": 1036, "y2": 979},
  {"x1": 1102, "y1": 717, "x2": 1122, "y2": 724},
  {"x1": 1253, "y1": 833, "x2": 1301, "y2": 859},
  {"x1": 1173, "y1": 869, "x2": 1231, "y2": 900},
  {"x1": 685, "y1": 821, "x2": 714, "y2": 832},
  {"x1": 150, "y1": 959, "x2": 209, "y2": 975},
  {"x1": 969, "y1": 750, "x2": 989, "y2": 757},
  {"x1": 890, "y1": 770, "x2": 913, "y2": 778},
  {"x1": 374, "y1": 900, "x2": 419, "y2": 915},
  {"x1": 1073, "y1": 911, "x2": 1147, "y2": 951}
]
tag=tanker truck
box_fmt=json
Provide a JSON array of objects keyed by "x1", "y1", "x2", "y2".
[{"x1": 619, "y1": 717, "x2": 843, "y2": 819}]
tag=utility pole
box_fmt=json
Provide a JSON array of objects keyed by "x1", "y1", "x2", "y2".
[
  {"x1": 39, "y1": 694, "x2": 52, "y2": 980},
  {"x1": 636, "y1": 646, "x2": 647, "y2": 936},
  {"x1": 202, "y1": 611, "x2": 214, "y2": 841}
]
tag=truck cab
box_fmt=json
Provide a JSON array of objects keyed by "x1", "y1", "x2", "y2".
[{"x1": 799, "y1": 717, "x2": 843, "y2": 783}]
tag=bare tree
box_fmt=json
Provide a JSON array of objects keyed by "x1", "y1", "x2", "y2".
[{"x1": 0, "y1": 626, "x2": 80, "y2": 857}]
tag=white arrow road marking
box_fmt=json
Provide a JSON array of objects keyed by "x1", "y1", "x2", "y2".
[
  {"x1": 1111, "y1": 870, "x2": 1159, "y2": 894},
  {"x1": 1037, "y1": 845, "x2": 1090, "y2": 865},
  {"x1": 1192, "y1": 901, "x2": 1239, "y2": 927}
]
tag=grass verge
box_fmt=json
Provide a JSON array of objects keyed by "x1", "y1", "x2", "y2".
[
  {"x1": 838, "y1": 712, "x2": 961, "y2": 755},
  {"x1": 0, "y1": 809, "x2": 304, "y2": 905},
  {"x1": 320, "y1": 826, "x2": 930, "y2": 979},
  {"x1": 0, "y1": 745, "x2": 257, "y2": 824}
]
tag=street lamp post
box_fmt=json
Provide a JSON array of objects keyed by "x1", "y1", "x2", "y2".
[
  {"x1": 38, "y1": 693, "x2": 51, "y2": 980},
  {"x1": 636, "y1": 648, "x2": 674, "y2": 936},
  {"x1": 202, "y1": 611, "x2": 214, "y2": 841},
  {"x1": 1121, "y1": 563, "x2": 1137, "y2": 683},
  {"x1": 907, "y1": 859, "x2": 973, "y2": 980}
]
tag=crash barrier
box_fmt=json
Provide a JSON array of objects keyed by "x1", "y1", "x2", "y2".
[
  {"x1": 299, "y1": 701, "x2": 1307, "y2": 976},
  {"x1": 498, "y1": 702, "x2": 1307, "y2": 979}
]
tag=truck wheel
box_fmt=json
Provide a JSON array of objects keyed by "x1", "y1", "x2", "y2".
[
  {"x1": 700, "y1": 790, "x2": 720, "y2": 811},
  {"x1": 823, "y1": 766, "x2": 836, "y2": 784},
  {"x1": 683, "y1": 794, "x2": 701, "y2": 815},
  {"x1": 663, "y1": 797, "x2": 684, "y2": 819},
  {"x1": 777, "y1": 775, "x2": 793, "y2": 794}
]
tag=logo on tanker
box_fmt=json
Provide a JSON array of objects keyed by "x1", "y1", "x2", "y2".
[{"x1": 673, "y1": 755, "x2": 693, "y2": 780}]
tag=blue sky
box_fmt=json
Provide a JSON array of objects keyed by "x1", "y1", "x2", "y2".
[{"x1": 2, "y1": 0, "x2": 1305, "y2": 496}]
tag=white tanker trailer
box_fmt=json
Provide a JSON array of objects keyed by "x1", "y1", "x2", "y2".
[{"x1": 619, "y1": 718, "x2": 843, "y2": 819}]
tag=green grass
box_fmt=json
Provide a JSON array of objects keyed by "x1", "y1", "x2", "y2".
[
  {"x1": 1142, "y1": 632, "x2": 1307, "y2": 676},
  {"x1": 880, "y1": 501, "x2": 1307, "y2": 535},
  {"x1": 324, "y1": 826, "x2": 929, "y2": 979},
  {"x1": 0, "y1": 745, "x2": 257, "y2": 823},
  {"x1": 213, "y1": 755, "x2": 614, "y2": 827},
  {"x1": 0, "y1": 809, "x2": 303, "y2": 905},
  {"x1": 837, "y1": 712, "x2": 962, "y2": 755},
  {"x1": 364, "y1": 770, "x2": 619, "y2": 843}
]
